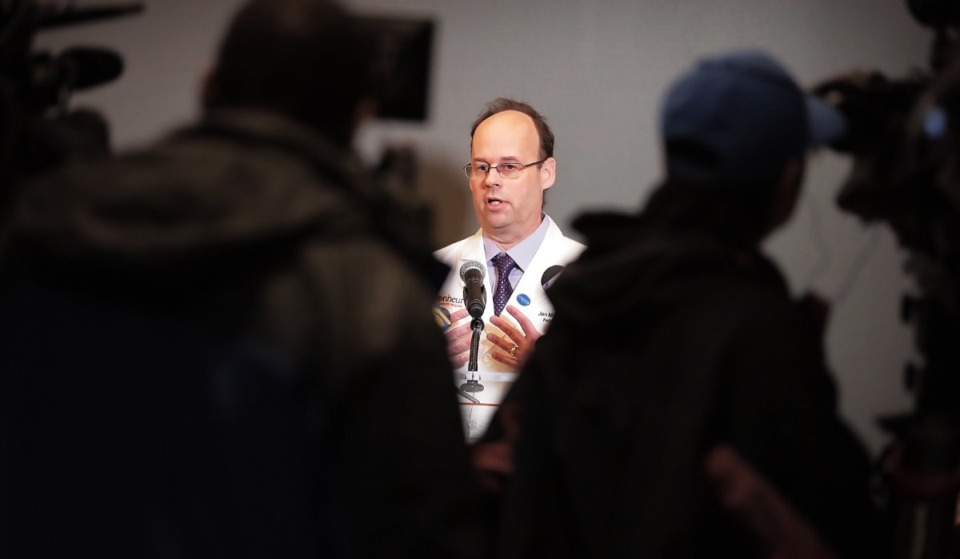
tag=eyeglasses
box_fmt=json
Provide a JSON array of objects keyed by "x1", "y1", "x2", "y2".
[{"x1": 463, "y1": 158, "x2": 547, "y2": 179}]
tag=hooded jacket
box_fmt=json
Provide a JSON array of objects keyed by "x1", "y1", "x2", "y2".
[
  {"x1": 494, "y1": 210, "x2": 882, "y2": 558},
  {"x1": 0, "y1": 110, "x2": 482, "y2": 559}
]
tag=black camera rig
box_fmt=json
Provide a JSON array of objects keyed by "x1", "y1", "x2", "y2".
[
  {"x1": 0, "y1": 1, "x2": 142, "y2": 215},
  {"x1": 814, "y1": 1, "x2": 960, "y2": 555}
]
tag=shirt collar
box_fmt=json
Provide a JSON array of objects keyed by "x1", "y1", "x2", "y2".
[{"x1": 482, "y1": 214, "x2": 551, "y2": 272}]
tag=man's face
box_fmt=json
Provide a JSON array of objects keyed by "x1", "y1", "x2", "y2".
[{"x1": 469, "y1": 110, "x2": 555, "y2": 249}]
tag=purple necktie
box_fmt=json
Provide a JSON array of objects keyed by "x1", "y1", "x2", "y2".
[{"x1": 492, "y1": 252, "x2": 518, "y2": 316}]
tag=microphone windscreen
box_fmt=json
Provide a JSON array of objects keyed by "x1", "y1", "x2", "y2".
[{"x1": 459, "y1": 260, "x2": 485, "y2": 281}]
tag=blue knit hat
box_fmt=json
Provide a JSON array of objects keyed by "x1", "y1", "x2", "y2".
[{"x1": 660, "y1": 49, "x2": 845, "y2": 188}]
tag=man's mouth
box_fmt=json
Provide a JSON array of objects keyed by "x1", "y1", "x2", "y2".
[{"x1": 487, "y1": 197, "x2": 504, "y2": 206}]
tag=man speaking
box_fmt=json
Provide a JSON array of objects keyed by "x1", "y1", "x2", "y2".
[{"x1": 435, "y1": 98, "x2": 584, "y2": 441}]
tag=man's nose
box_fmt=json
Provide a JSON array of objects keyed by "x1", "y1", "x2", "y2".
[{"x1": 484, "y1": 166, "x2": 502, "y2": 188}]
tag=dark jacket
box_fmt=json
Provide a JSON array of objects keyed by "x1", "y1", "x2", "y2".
[
  {"x1": 493, "y1": 210, "x2": 882, "y2": 558},
  {"x1": 0, "y1": 110, "x2": 482, "y2": 558}
]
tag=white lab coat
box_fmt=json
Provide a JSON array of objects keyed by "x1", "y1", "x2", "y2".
[{"x1": 435, "y1": 215, "x2": 585, "y2": 440}]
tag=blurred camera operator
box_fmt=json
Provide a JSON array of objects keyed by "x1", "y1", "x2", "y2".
[
  {"x1": 0, "y1": 1, "x2": 484, "y2": 557},
  {"x1": 486, "y1": 49, "x2": 886, "y2": 558}
]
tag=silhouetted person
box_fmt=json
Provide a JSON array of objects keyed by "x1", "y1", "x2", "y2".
[
  {"x1": 489, "y1": 50, "x2": 884, "y2": 558},
  {"x1": 0, "y1": 1, "x2": 482, "y2": 557}
]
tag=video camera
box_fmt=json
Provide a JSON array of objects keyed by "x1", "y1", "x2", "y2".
[
  {"x1": 813, "y1": 0, "x2": 960, "y2": 555},
  {"x1": 0, "y1": 1, "x2": 142, "y2": 213},
  {"x1": 815, "y1": 0, "x2": 960, "y2": 261}
]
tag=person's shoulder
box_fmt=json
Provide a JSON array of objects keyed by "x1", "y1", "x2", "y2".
[
  {"x1": 557, "y1": 234, "x2": 586, "y2": 253},
  {"x1": 433, "y1": 232, "x2": 478, "y2": 264},
  {"x1": 544, "y1": 215, "x2": 586, "y2": 248},
  {"x1": 302, "y1": 234, "x2": 438, "y2": 317},
  {"x1": 542, "y1": 220, "x2": 586, "y2": 261}
]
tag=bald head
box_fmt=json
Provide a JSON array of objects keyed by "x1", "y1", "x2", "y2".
[{"x1": 470, "y1": 98, "x2": 554, "y2": 160}]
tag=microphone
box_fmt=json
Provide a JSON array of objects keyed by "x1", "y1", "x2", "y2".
[
  {"x1": 30, "y1": 47, "x2": 124, "y2": 101},
  {"x1": 57, "y1": 47, "x2": 124, "y2": 90},
  {"x1": 541, "y1": 264, "x2": 565, "y2": 290},
  {"x1": 459, "y1": 260, "x2": 486, "y2": 318},
  {"x1": 432, "y1": 304, "x2": 452, "y2": 331}
]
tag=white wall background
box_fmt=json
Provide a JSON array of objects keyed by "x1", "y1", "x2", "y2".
[{"x1": 35, "y1": 0, "x2": 931, "y2": 454}]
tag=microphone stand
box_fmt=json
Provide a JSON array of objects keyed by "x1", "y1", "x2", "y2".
[
  {"x1": 457, "y1": 317, "x2": 484, "y2": 402},
  {"x1": 468, "y1": 317, "x2": 483, "y2": 372}
]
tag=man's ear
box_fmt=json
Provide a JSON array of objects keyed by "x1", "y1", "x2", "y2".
[
  {"x1": 200, "y1": 64, "x2": 219, "y2": 110},
  {"x1": 768, "y1": 157, "x2": 805, "y2": 233},
  {"x1": 353, "y1": 96, "x2": 379, "y2": 131},
  {"x1": 540, "y1": 156, "x2": 557, "y2": 191}
]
